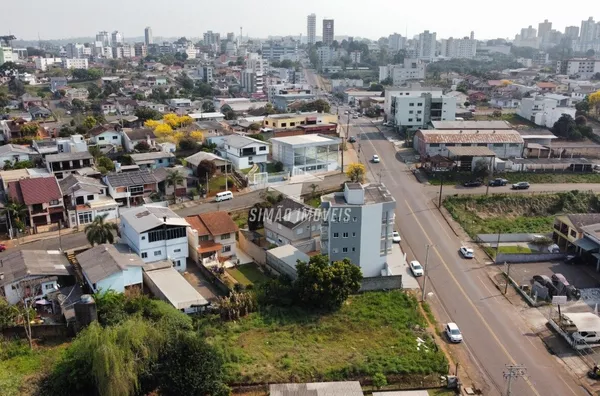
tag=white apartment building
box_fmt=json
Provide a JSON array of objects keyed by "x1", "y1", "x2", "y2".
[
  {"x1": 267, "y1": 83, "x2": 311, "y2": 102},
  {"x1": 388, "y1": 33, "x2": 406, "y2": 52},
  {"x1": 379, "y1": 58, "x2": 426, "y2": 85},
  {"x1": 63, "y1": 58, "x2": 89, "y2": 70},
  {"x1": 307, "y1": 14, "x2": 317, "y2": 45},
  {"x1": 0, "y1": 46, "x2": 14, "y2": 66},
  {"x1": 320, "y1": 183, "x2": 396, "y2": 278},
  {"x1": 145, "y1": 27, "x2": 153, "y2": 45},
  {"x1": 350, "y1": 51, "x2": 361, "y2": 64},
  {"x1": 331, "y1": 79, "x2": 363, "y2": 92},
  {"x1": 35, "y1": 57, "x2": 62, "y2": 71},
  {"x1": 241, "y1": 69, "x2": 263, "y2": 94},
  {"x1": 111, "y1": 31, "x2": 124, "y2": 46},
  {"x1": 417, "y1": 30, "x2": 437, "y2": 61},
  {"x1": 317, "y1": 46, "x2": 338, "y2": 66},
  {"x1": 120, "y1": 205, "x2": 190, "y2": 272},
  {"x1": 440, "y1": 37, "x2": 477, "y2": 59},
  {"x1": 384, "y1": 85, "x2": 443, "y2": 117},
  {"x1": 557, "y1": 58, "x2": 600, "y2": 78},
  {"x1": 389, "y1": 90, "x2": 456, "y2": 130},
  {"x1": 518, "y1": 95, "x2": 576, "y2": 128}
]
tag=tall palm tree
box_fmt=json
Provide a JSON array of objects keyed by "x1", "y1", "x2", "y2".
[
  {"x1": 2, "y1": 199, "x2": 28, "y2": 232},
  {"x1": 85, "y1": 214, "x2": 118, "y2": 246},
  {"x1": 166, "y1": 170, "x2": 184, "y2": 202}
]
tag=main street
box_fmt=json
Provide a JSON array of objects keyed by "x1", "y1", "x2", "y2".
[{"x1": 348, "y1": 115, "x2": 587, "y2": 396}]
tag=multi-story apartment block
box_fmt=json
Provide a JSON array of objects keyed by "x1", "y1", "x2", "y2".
[
  {"x1": 417, "y1": 30, "x2": 437, "y2": 61},
  {"x1": 63, "y1": 58, "x2": 88, "y2": 70},
  {"x1": 144, "y1": 27, "x2": 153, "y2": 46},
  {"x1": 323, "y1": 19, "x2": 335, "y2": 46},
  {"x1": 320, "y1": 183, "x2": 396, "y2": 278},
  {"x1": 307, "y1": 14, "x2": 317, "y2": 45},
  {"x1": 379, "y1": 58, "x2": 426, "y2": 85},
  {"x1": 557, "y1": 58, "x2": 600, "y2": 78},
  {"x1": 440, "y1": 36, "x2": 477, "y2": 59},
  {"x1": 388, "y1": 33, "x2": 406, "y2": 52}
]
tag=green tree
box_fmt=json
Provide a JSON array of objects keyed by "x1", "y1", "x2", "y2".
[
  {"x1": 158, "y1": 332, "x2": 230, "y2": 396},
  {"x1": 71, "y1": 69, "x2": 90, "y2": 81},
  {"x1": 87, "y1": 83, "x2": 101, "y2": 100},
  {"x1": 551, "y1": 114, "x2": 581, "y2": 140},
  {"x1": 178, "y1": 136, "x2": 197, "y2": 150},
  {"x1": 368, "y1": 83, "x2": 384, "y2": 91},
  {"x1": 380, "y1": 77, "x2": 393, "y2": 86},
  {"x1": 473, "y1": 159, "x2": 490, "y2": 179},
  {"x1": 82, "y1": 116, "x2": 98, "y2": 130},
  {"x1": 202, "y1": 101, "x2": 216, "y2": 112},
  {"x1": 71, "y1": 99, "x2": 86, "y2": 112},
  {"x1": 295, "y1": 255, "x2": 363, "y2": 310},
  {"x1": 248, "y1": 123, "x2": 261, "y2": 131},
  {"x1": 97, "y1": 156, "x2": 116, "y2": 174},
  {"x1": 166, "y1": 170, "x2": 184, "y2": 200},
  {"x1": 88, "y1": 145, "x2": 102, "y2": 159},
  {"x1": 19, "y1": 123, "x2": 39, "y2": 137},
  {"x1": 197, "y1": 159, "x2": 217, "y2": 181},
  {"x1": 85, "y1": 214, "x2": 118, "y2": 246},
  {"x1": 135, "y1": 107, "x2": 162, "y2": 122},
  {"x1": 175, "y1": 74, "x2": 195, "y2": 91},
  {"x1": 300, "y1": 99, "x2": 331, "y2": 113},
  {"x1": 372, "y1": 373, "x2": 388, "y2": 390},
  {"x1": 8, "y1": 78, "x2": 25, "y2": 96},
  {"x1": 134, "y1": 141, "x2": 151, "y2": 152},
  {"x1": 0, "y1": 297, "x2": 17, "y2": 329}
]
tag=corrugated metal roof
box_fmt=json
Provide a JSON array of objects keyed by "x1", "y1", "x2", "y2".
[
  {"x1": 447, "y1": 146, "x2": 497, "y2": 157},
  {"x1": 76, "y1": 244, "x2": 145, "y2": 284},
  {"x1": 431, "y1": 120, "x2": 512, "y2": 130},
  {"x1": 418, "y1": 129, "x2": 524, "y2": 144}
]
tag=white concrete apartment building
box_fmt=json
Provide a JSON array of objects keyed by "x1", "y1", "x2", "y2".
[
  {"x1": 307, "y1": 14, "x2": 317, "y2": 45},
  {"x1": 388, "y1": 89, "x2": 456, "y2": 130},
  {"x1": 384, "y1": 86, "x2": 443, "y2": 117},
  {"x1": 556, "y1": 58, "x2": 600, "y2": 78},
  {"x1": 271, "y1": 134, "x2": 341, "y2": 175},
  {"x1": 518, "y1": 95, "x2": 576, "y2": 128},
  {"x1": 379, "y1": 59, "x2": 426, "y2": 85},
  {"x1": 320, "y1": 183, "x2": 396, "y2": 278},
  {"x1": 35, "y1": 57, "x2": 62, "y2": 71},
  {"x1": 417, "y1": 30, "x2": 437, "y2": 61},
  {"x1": 388, "y1": 33, "x2": 406, "y2": 52},
  {"x1": 440, "y1": 37, "x2": 477, "y2": 59},
  {"x1": 63, "y1": 58, "x2": 88, "y2": 70},
  {"x1": 120, "y1": 205, "x2": 190, "y2": 272}
]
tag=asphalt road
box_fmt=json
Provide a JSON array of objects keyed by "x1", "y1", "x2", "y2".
[
  {"x1": 424, "y1": 182, "x2": 600, "y2": 198},
  {"x1": 350, "y1": 114, "x2": 587, "y2": 396}
]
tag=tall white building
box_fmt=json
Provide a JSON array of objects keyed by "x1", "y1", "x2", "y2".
[
  {"x1": 65, "y1": 43, "x2": 85, "y2": 59},
  {"x1": 379, "y1": 58, "x2": 426, "y2": 84},
  {"x1": 320, "y1": 183, "x2": 396, "y2": 278},
  {"x1": 111, "y1": 31, "x2": 124, "y2": 46},
  {"x1": 580, "y1": 17, "x2": 597, "y2": 43},
  {"x1": 388, "y1": 33, "x2": 406, "y2": 52},
  {"x1": 441, "y1": 36, "x2": 477, "y2": 59},
  {"x1": 538, "y1": 19, "x2": 552, "y2": 39},
  {"x1": 417, "y1": 30, "x2": 436, "y2": 61},
  {"x1": 96, "y1": 31, "x2": 111, "y2": 47},
  {"x1": 565, "y1": 26, "x2": 580, "y2": 39},
  {"x1": 0, "y1": 46, "x2": 14, "y2": 66},
  {"x1": 63, "y1": 58, "x2": 89, "y2": 70},
  {"x1": 144, "y1": 27, "x2": 153, "y2": 46},
  {"x1": 307, "y1": 14, "x2": 316, "y2": 45}
]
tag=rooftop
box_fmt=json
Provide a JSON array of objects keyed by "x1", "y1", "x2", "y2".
[
  {"x1": 76, "y1": 244, "x2": 145, "y2": 284},
  {"x1": 186, "y1": 211, "x2": 238, "y2": 237},
  {"x1": 121, "y1": 205, "x2": 189, "y2": 233},
  {"x1": 0, "y1": 250, "x2": 71, "y2": 287},
  {"x1": 143, "y1": 267, "x2": 209, "y2": 309},
  {"x1": 184, "y1": 151, "x2": 227, "y2": 167},
  {"x1": 8, "y1": 176, "x2": 62, "y2": 205},
  {"x1": 0, "y1": 144, "x2": 35, "y2": 156},
  {"x1": 323, "y1": 183, "x2": 395, "y2": 206},
  {"x1": 266, "y1": 245, "x2": 310, "y2": 272},
  {"x1": 46, "y1": 151, "x2": 93, "y2": 162},
  {"x1": 104, "y1": 169, "x2": 156, "y2": 187},
  {"x1": 59, "y1": 174, "x2": 106, "y2": 195},
  {"x1": 418, "y1": 129, "x2": 524, "y2": 144},
  {"x1": 431, "y1": 120, "x2": 513, "y2": 130},
  {"x1": 266, "y1": 111, "x2": 323, "y2": 119},
  {"x1": 130, "y1": 151, "x2": 175, "y2": 162},
  {"x1": 125, "y1": 128, "x2": 156, "y2": 141},
  {"x1": 270, "y1": 197, "x2": 316, "y2": 229},
  {"x1": 223, "y1": 134, "x2": 267, "y2": 148},
  {"x1": 271, "y1": 134, "x2": 341, "y2": 146},
  {"x1": 269, "y1": 381, "x2": 363, "y2": 396}
]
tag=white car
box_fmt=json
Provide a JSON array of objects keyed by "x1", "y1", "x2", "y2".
[
  {"x1": 344, "y1": 110, "x2": 349, "y2": 114},
  {"x1": 459, "y1": 246, "x2": 474, "y2": 259},
  {"x1": 409, "y1": 260, "x2": 424, "y2": 277},
  {"x1": 445, "y1": 322, "x2": 463, "y2": 343},
  {"x1": 392, "y1": 231, "x2": 401, "y2": 243},
  {"x1": 372, "y1": 154, "x2": 380, "y2": 163}
]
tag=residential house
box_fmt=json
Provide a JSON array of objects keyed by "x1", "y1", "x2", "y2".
[
  {"x1": 29, "y1": 106, "x2": 52, "y2": 120},
  {"x1": 76, "y1": 244, "x2": 145, "y2": 293},
  {"x1": 184, "y1": 151, "x2": 229, "y2": 174},
  {"x1": 45, "y1": 151, "x2": 94, "y2": 179},
  {"x1": 0, "y1": 144, "x2": 35, "y2": 169},
  {"x1": 218, "y1": 134, "x2": 269, "y2": 169},
  {"x1": 0, "y1": 168, "x2": 51, "y2": 192},
  {"x1": 147, "y1": 75, "x2": 167, "y2": 86},
  {"x1": 130, "y1": 151, "x2": 175, "y2": 170},
  {"x1": 49, "y1": 77, "x2": 68, "y2": 92},
  {"x1": 153, "y1": 167, "x2": 188, "y2": 197},
  {"x1": 536, "y1": 82, "x2": 557, "y2": 93},
  {"x1": 89, "y1": 125, "x2": 123, "y2": 148},
  {"x1": 123, "y1": 128, "x2": 157, "y2": 152},
  {"x1": 490, "y1": 96, "x2": 521, "y2": 109},
  {"x1": 269, "y1": 382, "x2": 363, "y2": 396},
  {"x1": 553, "y1": 214, "x2": 600, "y2": 252},
  {"x1": 103, "y1": 169, "x2": 158, "y2": 207},
  {"x1": 101, "y1": 100, "x2": 117, "y2": 115},
  {"x1": 116, "y1": 99, "x2": 138, "y2": 115},
  {"x1": 21, "y1": 93, "x2": 43, "y2": 110},
  {"x1": 59, "y1": 175, "x2": 119, "y2": 228},
  {"x1": 64, "y1": 88, "x2": 89, "y2": 101},
  {"x1": 320, "y1": 183, "x2": 397, "y2": 278},
  {"x1": 120, "y1": 205, "x2": 190, "y2": 271},
  {"x1": 467, "y1": 90, "x2": 487, "y2": 103},
  {"x1": 264, "y1": 197, "x2": 320, "y2": 247},
  {"x1": 186, "y1": 211, "x2": 239, "y2": 265},
  {"x1": 32, "y1": 135, "x2": 88, "y2": 157},
  {"x1": 0, "y1": 250, "x2": 72, "y2": 305},
  {"x1": 7, "y1": 176, "x2": 65, "y2": 228},
  {"x1": 137, "y1": 101, "x2": 167, "y2": 113},
  {"x1": 167, "y1": 98, "x2": 192, "y2": 108},
  {"x1": 518, "y1": 95, "x2": 576, "y2": 128}
]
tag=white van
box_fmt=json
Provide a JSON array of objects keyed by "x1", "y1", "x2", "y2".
[{"x1": 215, "y1": 191, "x2": 233, "y2": 202}]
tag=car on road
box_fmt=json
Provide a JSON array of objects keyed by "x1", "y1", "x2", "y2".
[
  {"x1": 459, "y1": 246, "x2": 474, "y2": 258},
  {"x1": 344, "y1": 110, "x2": 349, "y2": 114},
  {"x1": 445, "y1": 323, "x2": 463, "y2": 343},
  {"x1": 347, "y1": 136, "x2": 356, "y2": 143},
  {"x1": 512, "y1": 181, "x2": 530, "y2": 190},
  {"x1": 409, "y1": 260, "x2": 424, "y2": 277},
  {"x1": 353, "y1": 114, "x2": 358, "y2": 119},
  {"x1": 488, "y1": 178, "x2": 508, "y2": 186},
  {"x1": 0, "y1": 244, "x2": 6, "y2": 252},
  {"x1": 463, "y1": 180, "x2": 482, "y2": 187},
  {"x1": 372, "y1": 154, "x2": 380, "y2": 163},
  {"x1": 392, "y1": 231, "x2": 401, "y2": 243}
]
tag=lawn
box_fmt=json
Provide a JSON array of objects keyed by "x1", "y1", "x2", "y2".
[
  {"x1": 443, "y1": 191, "x2": 600, "y2": 237},
  {"x1": 497, "y1": 245, "x2": 533, "y2": 254},
  {"x1": 209, "y1": 176, "x2": 235, "y2": 193},
  {"x1": 427, "y1": 171, "x2": 600, "y2": 186},
  {"x1": 231, "y1": 211, "x2": 249, "y2": 228},
  {"x1": 305, "y1": 196, "x2": 321, "y2": 208},
  {"x1": 0, "y1": 340, "x2": 68, "y2": 396},
  {"x1": 199, "y1": 291, "x2": 448, "y2": 384},
  {"x1": 226, "y1": 263, "x2": 270, "y2": 286}
]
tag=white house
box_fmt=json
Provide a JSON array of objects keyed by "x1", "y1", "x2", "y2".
[
  {"x1": 0, "y1": 250, "x2": 72, "y2": 305},
  {"x1": 76, "y1": 244, "x2": 145, "y2": 293},
  {"x1": 0, "y1": 144, "x2": 35, "y2": 168},
  {"x1": 123, "y1": 128, "x2": 157, "y2": 152},
  {"x1": 271, "y1": 134, "x2": 341, "y2": 175},
  {"x1": 89, "y1": 125, "x2": 122, "y2": 148},
  {"x1": 518, "y1": 95, "x2": 576, "y2": 129},
  {"x1": 218, "y1": 134, "x2": 269, "y2": 169},
  {"x1": 120, "y1": 205, "x2": 190, "y2": 272},
  {"x1": 59, "y1": 175, "x2": 119, "y2": 228}
]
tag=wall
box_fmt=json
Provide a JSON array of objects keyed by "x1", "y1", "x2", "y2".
[
  {"x1": 95, "y1": 270, "x2": 126, "y2": 293},
  {"x1": 266, "y1": 251, "x2": 298, "y2": 280},
  {"x1": 238, "y1": 232, "x2": 266, "y2": 265},
  {"x1": 359, "y1": 275, "x2": 403, "y2": 291},
  {"x1": 495, "y1": 252, "x2": 566, "y2": 263},
  {"x1": 2, "y1": 324, "x2": 74, "y2": 339}
]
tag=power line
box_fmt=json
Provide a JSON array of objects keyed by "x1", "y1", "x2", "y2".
[{"x1": 503, "y1": 364, "x2": 527, "y2": 396}]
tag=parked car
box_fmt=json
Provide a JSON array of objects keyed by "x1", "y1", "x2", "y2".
[
  {"x1": 0, "y1": 244, "x2": 6, "y2": 252},
  {"x1": 459, "y1": 246, "x2": 474, "y2": 258},
  {"x1": 488, "y1": 178, "x2": 508, "y2": 186},
  {"x1": 383, "y1": 121, "x2": 390, "y2": 126},
  {"x1": 409, "y1": 260, "x2": 424, "y2": 277},
  {"x1": 392, "y1": 231, "x2": 401, "y2": 243},
  {"x1": 512, "y1": 182, "x2": 530, "y2": 190},
  {"x1": 347, "y1": 136, "x2": 357, "y2": 143},
  {"x1": 445, "y1": 322, "x2": 463, "y2": 343},
  {"x1": 372, "y1": 154, "x2": 380, "y2": 163},
  {"x1": 463, "y1": 180, "x2": 482, "y2": 187}
]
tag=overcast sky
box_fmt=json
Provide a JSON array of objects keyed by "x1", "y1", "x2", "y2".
[{"x1": 4, "y1": 0, "x2": 598, "y2": 41}]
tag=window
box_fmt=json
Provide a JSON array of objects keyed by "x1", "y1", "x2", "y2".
[
  {"x1": 49, "y1": 200, "x2": 60, "y2": 206},
  {"x1": 409, "y1": 103, "x2": 415, "y2": 107},
  {"x1": 148, "y1": 227, "x2": 186, "y2": 242},
  {"x1": 44, "y1": 284, "x2": 54, "y2": 290},
  {"x1": 154, "y1": 250, "x2": 162, "y2": 256},
  {"x1": 130, "y1": 185, "x2": 143, "y2": 194},
  {"x1": 199, "y1": 235, "x2": 210, "y2": 241},
  {"x1": 570, "y1": 229, "x2": 577, "y2": 238},
  {"x1": 509, "y1": 143, "x2": 519, "y2": 147},
  {"x1": 430, "y1": 143, "x2": 440, "y2": 147},
  {"x1": 112, "y1": 136, "x2": 118, "y2": 140},
  {"x1": 352, "y1": 232, "x2": 356, "y2": 237},
  {"x1": 333, "y1": 232, "x2": 339, "y2": 238},
  {"x1": 221, "y1": 233, "x2": 231, "y2": 239},
  {"x1": 416, "y1": 118, "x2": 422, "y2": 122},
  {"x1": 477, "y1": 143, "x2": 487, "y2": 147},
  {"x1": 445, "y1": 143, "x2": 455, "y2": 147},
  {"x1": 342, "y1": 232, "x2": 349, "y2": 238},
  {"x1": 408, "y1": 118, "x2": 413, "y2": 122},
  {"x1": 353, "y1": 217, "x2": 357, "y2": 222},
  {"x1": 222, "y1": 245, "x2": 231, "y2": 253},
  {"x1": 141, "y1": 236, "x2": 146, "y2": 240},
  {"x1": 342, "y1": 247, "x2": 348, "y2": 253},
  {"x1": 98, "y1": 136, "x2": 105, "y2": 141},
  {"x1": 259, "y1": 146, "x2": 266, "y2": 151},
  {"x1": 493, "y1": 143, "x2": 504, "y2": 147},
  {"x1": 290, "y1": 122, "x2": 296, "y2": 126},
  {"x1": 417, "y1": 103, "x2": 423, "y2": 107},
  {"x1": 141, "y1": 252, "x2": 148, "y2": 258},
  {"x1": 174, "y1": 249, "x2": 181, "y2": 253},
  {"x1": 87, "y1": 194, "x2": 94, "y2": 200},
  {"x1": 281, "y1": 123, "x2": 287, "y2": 127},
  {"x1": 352, "y1": 247, "x2": 356, "y2": 252},
  {"x1": 264, "y1": 121, "x2": 269, "y2": 125},
  {"x1": 78, "y1": 212, "x2": 93, "y2": 224},
  {"x1": 409, "y1": 110, "x2": 414, "y2": 114},
  {"x1": 417, "y1": 110, "x2": 422, "y2": 114},
  {"x1": 332, "y1": 248, "x2": 339, "y2": 253},
  {"x1": 297, "y1": 228, "x2": 304, "y2": 235},
  {"x1": 173, "y1": 260, "x2": 181, "y2": 267}
]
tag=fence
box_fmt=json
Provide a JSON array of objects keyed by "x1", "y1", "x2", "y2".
[
  {"x1": 238, "y1": 231, "x2": 266, "y2": 265},
  {"x1": 495, "y1": 252, "x2": 566, "y2": 263},
  {"x1": 193, "y1": 261, "x2": 231, "y2": 296},
  {"x1": 359, "y1": 275, "x2": 403, "y2": 291},
  {"x1": 2, "y1": 323, "x2": 74, "y2": 339}
]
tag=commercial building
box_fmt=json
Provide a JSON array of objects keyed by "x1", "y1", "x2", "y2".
[
  {"x1": 241, "y1": 69, "x2": 263, "y2": 94},
  {"x1": 263, "y1": 112, "x2": 338, "y2": 129},
  {"x1": 518, "y1": 95, "x2": 576, "y2": 128},
  {"x1": 323, "y1": 19, "x2": 335, "y2": 46},
  {"x1": 331, "y1": 79, "x2": 364, "y2": 92},
  {"x1": 389, "y1": 91, "x2": 456, "y2": 130},
  {"x1": 379, "y1": 58, "x2": 426, "y2": 85},
  {"x1": 96, "y1": 31, "x2": 111, "y2": 47},
  {"x1": 34, "y1": 57, "x2": 62, "y2": 71},
  {"x1": 320, "y1": 183, "x2": 396, "y2": 278},
  {"x1": 267, "y1": 83, "x2": 311, "y2": 103},
  {"x1": 261, "y1": 42, "x2": 298, "y2": 62},
  {"x1": 271, "y1": 134, "x2": 341, "y2": 175},
  {"x1": 307, "y1": 14, "x2": 317, "y2": 45},
  {"x1": 111, "y1": 31, "x2": 124, "y2": 46},
  {"x1": 0, "y1": 46, "x2": 14, "y2": 66},
  {"x1": 65, "y1": 43, "x2": 85, "y2": 59},
  {"x1": 144, "y1": 26, "x2": 153, "y2": 46},
  {"x1": 417, "y1": 30, "x2": 437, "y2": 61}
]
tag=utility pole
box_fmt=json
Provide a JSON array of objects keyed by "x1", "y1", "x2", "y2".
[
  {"x1": 225, "y1": 161, "x2": 228, "y2": 191},
  {"x1": 486, "y1": 155, "x2": 495, "y2": 196},
  {"x1": 341, "y1": 113, "x2": 350, "y2": 173},
  {"x1": 422, "y1": 244, "x2": 431, "y2": 302},
  {"x1": 503, "y1": 364, "x2": 527, "y2": 396},
  {"x1": 504, "y1": 262, "x2": 512, "y2": 294},
  {"x1": 438, "y1": 174, "x2": 444, "y2": 208}
]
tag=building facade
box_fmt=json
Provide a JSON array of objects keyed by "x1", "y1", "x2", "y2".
[
  {"x1": 379, "y1": 58, "x2": 426, "y2": 84},
  {"x1": 390, "y1": 92, "x2": 456, "y2": 130},
  {"x1": 418, "y1": 30, "x2": 437, "y2": 61},
  {"x1": 323, "y1": 19, "x2": 335, "y2": 46},
  {"x1": 307, "y1": 14, "x2": 317, "y2": 45}
]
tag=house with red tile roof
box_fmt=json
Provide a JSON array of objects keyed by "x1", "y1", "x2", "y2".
[
  {"x1": 186, "y1": 211, "x2": 239, "y2": 265},
  {"x1": 7, "y1": 176, "x2": 65, "y2": 229},
  {"x1": 536, "y1": 82, "x2": 557, "y2": 93}
]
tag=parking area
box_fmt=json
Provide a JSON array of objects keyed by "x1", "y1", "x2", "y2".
[{"x1": 508, "y1": 261, "x2": 600, "y2": 290}]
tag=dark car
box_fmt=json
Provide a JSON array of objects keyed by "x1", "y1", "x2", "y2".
[
  {"x1": 463, "y1": 180, "x2": 482, "y2": 187},
  {"x1": 512, "y1": 182, "x2": 530, "y2": 190},
  {"x1": 347, "y1": 136, "x2": 356, "y2": 143},
  {"x1": 488, "y1": 178, "x2": 508, "y2": 186}
]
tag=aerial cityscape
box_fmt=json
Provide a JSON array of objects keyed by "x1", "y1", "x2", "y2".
[{"x1": 4, "y1": 4, "x2": 600, "y2": 396}]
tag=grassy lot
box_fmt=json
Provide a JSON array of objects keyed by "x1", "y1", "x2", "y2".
[
  {"x1": 0, "y1": 339, "x2": 68, "y2": 396},
  {"x1": 200, "y1": 291, "x2": 448, "y2": 384},
  {"x1": 427, "y1": 171, "x2": 600, "y2": 186},
  {"x1": 226, "y1": 263, "x2": 270, "y2": 286},
  {"x1": 473, "y1": 113, "x2": 537, "y2": 128},
  {"x1": 443, "y1": 191, "x2": 600, "y2": 237},
  {"x1": 306, "y1": 196, "x2": 321, "y2": 208},
  {"x1": 209, "y1": 176, "x2": 235, "y2": 193},
  {"x1": 498, "y1": 245, "x2": 533, "y2": 254},
  {"x1": 231, "y1": 210, "x2": 249, "y2": 228},
  {"x1": 428, "y1": 389, "x2": 457, "y2": 396}
]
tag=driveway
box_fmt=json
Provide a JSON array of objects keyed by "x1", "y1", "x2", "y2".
[{"x1": 182, "y1": 260, "x2": 224, "y2": 303}]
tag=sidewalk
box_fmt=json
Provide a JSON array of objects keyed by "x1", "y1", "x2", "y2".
[{"x1": 2, "y1": 225, "x2": 81, "y2": 248}]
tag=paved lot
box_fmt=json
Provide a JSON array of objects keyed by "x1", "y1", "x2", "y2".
[
  {"x1": 182, "y1": 259, "x2": 223, "y2": 303},
  {"x1": 508, "y1": 261, "x2": 600, "y2": 290}
]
